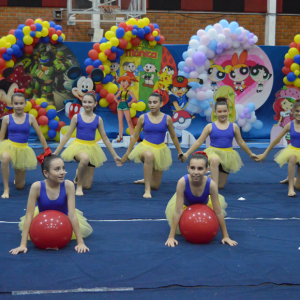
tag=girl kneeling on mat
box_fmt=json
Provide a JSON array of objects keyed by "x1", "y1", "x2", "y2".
[
  {"x1": 165, "y1": 152, "x2": 237, "y2": 247},
  {"x1": 10, "y1": 154, "x2": 92, "y2": 255}
]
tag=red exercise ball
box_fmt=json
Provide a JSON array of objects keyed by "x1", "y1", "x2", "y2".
[
  {"x1": 29, "y1": 210, "x2": 73, "y2": 250},
  {"x1": 179, "y1": 204, "x2": 219, "y2": 244}
]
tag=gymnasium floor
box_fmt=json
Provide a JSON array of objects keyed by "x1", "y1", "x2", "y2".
[{"x1": 1, "y1": 147, "x2": 300, "y2": 299}]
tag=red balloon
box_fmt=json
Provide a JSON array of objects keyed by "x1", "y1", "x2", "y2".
[
  {"x1": 37, "y1": 115, "x2": 49, "y2": 125},
  {"x1": 131, "y1": 37, "x2": 141, "y2": 46},
  {"x1": 33, "y1": 37, "x2": 39, "y2": 44},
  {"x1": 29, "y1": 210, "x2": 72, "y2": 250},
  {"x1": 106, "y1": 93, "x2": 115, "y2": 104},
  {"x1": 118, "y1": 38, "x2": 128, "y2": 49},
  {"x1": 56, "y1": 30, "x2": 62, "y2": 36},
  {"x1": 100, "y1": 89, "x2": 108, "y2": 98},
  {"x1": 93, "y1": 42, "x2": 100, "y2": 52},
  {"x1": 290, "y1": 42, "x2": 297, "y2": 48},
  {"x1": 148, "y1": 35, "x2": 155, "y2": 42},
  {"x1": 30, "y1": 24, "x2": 36, "y2": 31},
  {"x1": 86, "y1": 65, "x2": 94, "y2": 74},
  {"x1": 88, "y1": 49, "x2": 98, "y2": 60},
  {"x1": 282, "y1": 66, "x2": 291, "y2": 75},
  {"x1": 38, "y1": 108, "x2": 47, "y2": 117},
  {"x1": 284, "y1": 58, "x2": 294, "y2": 68},
  {"x1": 0, "y1": 58, "x2": 5, "y2": 68},
  {"x1": 144, "y1": 33, "x2": 151, "y2": 40},
  {"x1": 98, "y1": 65, "x2": 105, "y2": 71},
  {"x1": 109, "y1": 102, "x2": 118, "y2": 111},
  {"x1": 24, "y1": 45, "x2": 34, "y2": 54},
  {"x1": 25, "y1": 19, "x2": 34, "y2": 26},
  {"x1": 35, "y1": 104, "x2": 41, "y2": 110},
  {"x1": 30, "y1": 99, "x2": 36, "y2": 106},
  {"x1": 50, "y1": 39, "x2": 57, "y2": 45},
  {"x1": 179, "y1": 204, "x2": 219, "y2": 244},
  {"x1": 108, "y1": 52, "x2": 117, "y2": 60},
  {"x1": 56, "y1": 121, "x2": 66, "y2": 132},
  {"x1": 118, "y1": 22, "x2": 127, "y2": 30},
  {"x1": 9, "y1": 29, "x2": 15, "y2": 35},
  {"x1": 132, "y1": 116, "x2": 138, "y2": 126},
  {"x1": 48, "y1": 27, "x2": 56, "y2": 36},
  {"x1": 104, "y1": 49, "x2": 111, "y2": 56},
  {"x1": 127, "y1": 25, "x2": 133, "y2": 31},
  {"x1": 96, "y1": 83, "x2": 103, "y2": 93},
  {"x1": 0, "y1": 47, "x2": 6, "y2": 54},
  {"x1": 149, "y1": 23, "x2": 154, "y2": 31},
  {"x1": 158, "y1": 36, "x2": 165, "y2": 44}
]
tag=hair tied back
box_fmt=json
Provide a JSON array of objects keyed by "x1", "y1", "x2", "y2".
[{"x1": 192, "y1": 151, "x2": 208, "y2": 158}]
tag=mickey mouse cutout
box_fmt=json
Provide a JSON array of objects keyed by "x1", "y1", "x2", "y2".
[{"x1": 64, "y1": 66, "x2": 104, "y2": 119}]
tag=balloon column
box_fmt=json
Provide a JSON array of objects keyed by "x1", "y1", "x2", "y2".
[
  {"x1": 177, "y1": 19, "x2": 258, "y2": 120},
  {"x1": 235, "y1": 103, "x2": 263, "y2": 132},
  {"x1": 0, "y1": 18, "x2": 65, "y2": 76},
  {"x1": 282, "y1": 35, "x2": 300, "y2": 87},
  {"x1": 26, "y1": 98, "x2": 65, "y2": 141}
]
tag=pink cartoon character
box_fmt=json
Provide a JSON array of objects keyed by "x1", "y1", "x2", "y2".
[{"x1": 228, "y1": 50, "x2": 249, "y2": 92}]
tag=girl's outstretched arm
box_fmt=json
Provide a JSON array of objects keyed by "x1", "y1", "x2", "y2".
[
  {"x1": 166, "y1": 115, "x2": 184, "y2": 159},
  {"x1": 9, "y1": 182, "x2": 39, "y2": 255},
  {"x1": 257, "y1": 122, "x2": 291, "y2": 163},
  {"x1": 30, "y1": 115, "x2": 48, "y2": 150},
  {"x1": 121, "y1": 115, "x2": 144, "y2": 164},
  {"x1": 0, "y1": 115, "x2": 8, "y2": 142},
  {"x1": 209, "y1": 180, "x2": 237, "y2": 246},
  {"x1": 97, "y1": 117, "x2": 122, "y2": 166},
  {"x1": 165, "y1": 178, "x2": 185, "y2": 247},
  {"x1": 65, "y1": 180, "x2": 90, "y2": 253},
  {"x1": 53, "y1": 115, "x2": 77, "y2": 155}
]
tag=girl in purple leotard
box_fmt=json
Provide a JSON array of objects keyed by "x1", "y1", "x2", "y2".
[
  {"x1": 10, "y1": 154, "x2": 92, "y2": 255},
  {"x1": 165, "y1": 152, "x2": 237, "y2": 247}
]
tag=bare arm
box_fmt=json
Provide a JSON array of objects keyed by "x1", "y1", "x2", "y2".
[
  {"x1": 9, "y1": 182, "x2": 39, "y2": 254},
  {"x1": 53, "y1": 115, "x2": 77, "y2": 155},
  {"x1": 114, "y1": 91, "x2": 121, "y2": 104},
  {"x1": 0, "y1": 116, "x2": 8, "y2": 142},
  {"x1": 30, "y1": 115, "x2": 48, "y2": 150},
  {"x1": 233, "y1": 123, "x2": 255, "y2": 157},
  {"x1": 166, "y1": 115, "x2": 183, "y2": 156}
]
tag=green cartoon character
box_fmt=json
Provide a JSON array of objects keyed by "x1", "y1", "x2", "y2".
[{"x1": 53, "y1": 51, "x2": 72, "y2": 92}]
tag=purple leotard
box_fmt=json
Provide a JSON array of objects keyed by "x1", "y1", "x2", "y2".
[
  {"x1": 76, "y1": 114, "x2": 99, "y2": 141},
  {"x1": 290, "y1": 121, "x2": 300, "y2": 148},
  {"x1": 210, "y1": 122, "x2": 234, "y2": 148},
  {"x1": 183, "y1": 174, "x2": 211, "y2": 207},
  {"x1": 8, "y1": 114, "x2": 30, "y2": 143},
  {"x1": 143, "y1": 113, "x2": 167, "y2": 144},
  {"x1": 38, "y1": 181, "x2": 68, "y2": 215}
]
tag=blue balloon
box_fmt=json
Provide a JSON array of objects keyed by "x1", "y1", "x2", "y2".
[
  {"x1": 199, "y1": 100, "x2": 209, "y2": 109},
  {"x1": 178, "y1": 61, "x2": 186, "y2": 71},
  {"x1": 116, "y1": 27, "x2": 125, "y2": 38},
  {"x1": 137, "y1": 28, "x2": 145, "y2": 38},
  {"x1": 96, "y1": 93, "x2": 100, "y2": 101},
  {"x1": 100, "y1": 37, "x2": 108, "y2": 43},
  {"x1": 219, "y1": 19, "x2": 229, "y2": 28},
  {"x1": 189, "y1": 98, "x2": 199, "y2": 106},
  {"x1": 48, "y1": 119, "x2": 59, "y2": 130},
  {"x1": 30, "y1": 31, "x2": 36, "y2": 37},
  {"x1": 139, "y1": 131, "x2": 144, "y2": 140},
  {"x1": 14, "y1": 50, "x2": 23, "y2": 58},
  {"x1": 57, "y1": 36, "x2": 63, "y2": 43},
  {"x1": 6, "y1": 48, "x2": 13, "y2": 55},
  {"x1": 155, "y1": 36, "x2": 160, "y2": 42},
  {"x1": 252, "y1": 120, "x2": 263, "y2": 130},
  {"x1": 182, "y1": 51, "x2": 188, "y2": 60},
  {"x1": 189, "y1": 82, "x2": 201, "y2": 89},
  {"x1": 294, "y1": 55, "x2": 300, "y2": 65},
  {"x1": 144, "y1": 26, "x2": 151, "y2": 34},
  {"x1": 287, "y1": 72, "x2": 297, "y2": 82},
  {"x1": 47, "y1": 109, "x2": 57, "y2": 120},
  {"x1": 41, "y1": 102, "x2": 48, "y2": 108},
  {"x1": 102, "y1": 75, "x2": 111, "y2": 84},
  {"x1": 49, "y1": 21, "x2": 56, "y2": 28},
  {"x1": 48, "y1": 129, "x2": 57, "y2": 139},
  {"x1": 235, "y1": 28, "x2": 242, "y2": 35},
  {"x1": 18, "y1": 24, "x2": 25, "y2": 30},
  {"x1": 2, "y1": 53, "x2": 12, "y2": 61},
  {"x1": 191, "y1": 35, "x2": 200, "y2": 41},
  {"x1": 228, "y1": 21, "x2": 239, "y2": 33},
  {"x1": 105, "y1": 74, "x2": 114, "y2": 82},
  {"x1": 16, "y1": 40, "x2": 24, "y2": 49},
  {"x1": 54, "y1": 25, "x2": 62, "y2": 31},
  {"x1": 245, "y1": 103, "x2": 256, "y2": 113},
  {"x1": 199, "y1": 110, "x2": 206, "y2": 117},
  {"x1": 93, "y1": 59, "x2": 102, "y2": 68},
  {"x1": 35, "y1": 23, "x2": 43, "y2": 31},
  {"x1": 117, "y1": 48, "x2": 124, "y2": 57},
  {"x1": 42, "y1": 36, "x2": 50, "y2": 44},
  {"x1": 84, "y1": 58, "x2": 94, "y2": 67},
  {"x1": 205, "y1": 25, "x2": 213, "y2": 32},
  {"x1": 153, "y1": 23, "x2": 159, "y2": 29},
  {"x1": 208, "y1": 40, "x2": 217, "y2": 51},
  {"x1": 178, "y1": 71, "x2": 189, "y2": 78},
  {"x1": 111, "y1": 46, "x2": 117, "y2": 53},
  {"x1": 133, "y1": 25, "x2": 138, "y2": 30},
  {"x1": 14, "y1": 29, "x2": 24, "y2": 40},
  {"x1": 132, "y1": 29, "x2": 138, "y2": 35}
]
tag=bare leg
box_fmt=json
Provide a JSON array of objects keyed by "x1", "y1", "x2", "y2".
[
  {"x1": 295, "y1": 165, "x2": 300, "y2": 190},
  {"x1": 74, "y1": 169, "x2": 78, "y2": 184},
  {"x1": 218, "y1": 172, "x2": 229, "y2": 189},
  {"x1": 74, "y1": 153, "x2": 90, "y2": 196},
  {"x1": 117, "y1": 110, "x2": 124, "y2": 138},
  {"x1": 288, "y1": 155, "x2": 297, "y2": 197},
  {"x1": 83, "y1": 167, "x2": 95, "y2": 190},
  {"x1": 142, "y1": 151, "x2": 155, "y2": 198},
  {"x1": 14, "y1": 169, "x2": 26, "y2": 190},
  {"x1": 124, "y1": 110, "x2": 135, "y2": 135},
  {"x1": 1, "y1": 152, "x2": 11, "y2": 198},
  {"x1": 150, "y1": 169, "x2": 163, "y2": 190},
  {"x1": 209, "y1": 156, "x2": 220, "y2": 188}
]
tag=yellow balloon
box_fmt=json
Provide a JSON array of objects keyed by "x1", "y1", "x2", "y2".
[
  {"x1": 23, "y1": 35, "x2": 33, "y2": 45},
  {"x1": 5, "y1": 42, "x2": 11, "y2": 49},
  {"x1": 99, "y1": 52, "x2": 107, "y2": 62},
  {"x1": 152, "y1": 31, "x2": 158, "y2": 37},
  {"x1": 105, "y1": 31, "x2": 115, "y2": 40},
  {"x1": 6, "y1": 34, "x2": 16, "y2": 44},
  {"x1": 128, "y1": 18, "x2": 137, "y2": 25},
  {"x1": 43, "y1": 133, "x2": 49, "y2": 140},
  {"x1": 130, "y1": 108, "x2": 136, "y2": 118},
  {"x1": 95, "y1": 129, "x2": 101, "y2": 142},
  {"x1": 100, "y1": 43, "x2": 107, "y2": 52},
  {"x1": 106, "y1": 82, "x2": 118, "y2": 94},
  {"x1": 0, "y1": 39, "x2": 6, "y2": 48},
  {"x1": 5, "y1": 60, "x2": 14, "y2": 68},
  {"x1": 41, "y1": 28, "x2": 49, "y2": 37},
  {"x1": 295, "y1": 70, "x2": 300, "y2": 76},
  {"x1": 42, "y1": 21, "x2": 50, "y2": 29},
  {"x1": 294, "y1": 78, "x2": 300, "y2": 87},
  {"x1": 149, "y1": 40, "x2": 157, "y2": 47},
  {"x1": 143, "y1": 17, "x2": 150, "y2": 26},
  {"x1": 295, "y1": 35, "x2": 300, "y2": 44},
  {"x1": 103, "y1": 60, "x2": 111, "y2": 67},
  {"x1": 99, "y1": 98, "x2": 109, "y2": 107},
  {"x1": 136, "y1": 101, "x2": 146, "y2": 111},
  {"x1": 34, "y1": 19, "x2": 43, "y2": 24},
  {"x1": 61, "y1": 126, "x2": 77, "y2": 138},
  {"x1": 54, "y1": 131, "x2": 60, "y2": 142},
  {"x1": 35, "y1": 98, "x2": 42, "y2": 105},
  {"x1": 291, "y1": 63, "x2": 300, "y2": 72},
  {"x1": 110, "y1": 37, "x2": 119, "y2": 47},
  {"x1": 29, "y1": 109, "x2": 38, "y2": 118},
  {"x1": 46, "y1": 105, "x2": 56, "y2": 111},
  {"x1": 35, "y1": 32, "x2": 42, "y2": 38},
  {"x1": 24, "y1": 101, "x2": 32, "y2": 112},
  {"x1": 40, "y1": 125, "x2": 49, "y2": 135},
  {"x1": 52, "y1": 34, "x2": 58, "y2": 41},
  {"x1": 40, "y1": 98, "x2": 47, "y2": 103},
  {"x1": 283, "y1": 76, "x2": 293, "y2": 85},
  {"x1": 110, "y1": 26, "x2": 118, "y2": 33},
  {"x1": 54, "y1": 116, "x2": 59, "y2": 122},
  {"x1": 61, "y1": 33, "x2": 66, "y2": 41},
  {"x1": 126, "y1": 127, "x2": 130, "y2": 135},
  {"x1": 106, "y1": 42, "x2": 112, "y2": 49},
  {"x1": 137, "y1": 19, "x2": 145, "y2": 28},
  {"x1": 125, "y1": 41, "x2": 132, "y2": 49},
  {"x1": 131, "y1": 103, "x2": 137, "y2": 110},
  {"x1": 288, "y1": 48, "x2": 299, "y2": 59},
  {"x1": 285, "y1": 53, "x2": 291, "y2": 59},
  {"x1": 23, "y1": 26, "x2": 31, "y2": 35},
  {"x1": 103, "y1": 65, "x2": 110, "y2": 74}
]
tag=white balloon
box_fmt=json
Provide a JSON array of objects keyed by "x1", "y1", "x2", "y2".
[
  {"x1": 204, "y1": 59, "x2": 211, "y2": 70},
  {"x1": 216, "y1": 34, "x2": 226, "y2": 43},
  {"x1": 213, "y1": 23, "x2": 223, "y2": 34},
  {"x1": 253, "y1": 35, "x2": 258, "y2": 43},
  {"x1": 206, "y1": 49, "x2": 215, "y2": 59},
  {"x1": 204, "y1": 107, "x2": 213, "y2": 117},
  {"x1": 197, "y1": 29, "x2": 206, "y2": 39},
  {"x1": 207, "y1": 28, "x2": 217, "y2": 39},
  {"x1": 206, "y1": 115, "x2": 212, "y2": 122},
  {"x1": 186, "y1": 90, "x2": 196, "y2": 99},
  {"x1": 204, "y1": 83, "x2": 211, "y2": 89},
  {"x1": 190, "y1": 71, "x2": 200, "y2": 78},
  {"x1": 198, "y1": 45, "x2": 207, "y2": 54},
  {"x1": 196, "y1": 91, "x2": 206, "y2": 101},
  {"x1": 237, "y1": 118, "x2": 246, "y2": 127},
  {"x1": 195, "y1": 65, "x2": 205, "y2": 73},
  {"x1": 222, "y1": 28, "x2": 231, "y2": 37},
  {"x1": 235, "y1": 104, "x2": 244, "y2": 115},
  {"x1": 232, "y1": 41, "x2": 240, "y2": 48},
  {"x1": 187, "y1": 48, "x2": 196, "y2": 57},
  {"x1": 243, "y1": 43, "x2": 251, "y2": 50},
  {"x1": 189, "y1": 39, "x2": 200, "y2": 49},
  {"x1": 248, "y1": 115, "x2": 257, "y2": 124},
  {"x1": 205, "y1": 90, "x2": 214, "y2": 99},
  {"x1": 199, "y1": 73, "x2": 208, "y2": 82},
  {"x1": 242, "y1": 122, "x2": 252, "y2": 132}
]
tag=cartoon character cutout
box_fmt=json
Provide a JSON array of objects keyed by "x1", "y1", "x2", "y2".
[
  {"x1": 249, "y1": 64, "x2": 272, "y2": 93},
  {"x1": 154, "y1": 67, "x2": 173, "y2": 93},
  {"x1": 162, "y1": 65, "x2": 175, "y2": 77},
  {"x1": 207, "y1": 60, "x2": 231, "y2": 92},
  {"x1": 141, "y1": 63, "x2": 157, "y2": 88},
  {"x1": 122, "y1": 62, "x2": 139, "y2": 86},
  {"x1": 168, "y1": 76, "x2": 191, "y2": 112},
  {"x1": 110, "y1": 61, "x2": 120, "y2": 84},
  {"x1": 228, "y1": 50, "x2": 249, "y2": 92}
]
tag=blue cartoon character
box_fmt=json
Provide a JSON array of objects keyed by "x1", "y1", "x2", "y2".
[
  {"x1": 207, "y1": 60, "x2": 231, "y2": 92},
  {"x1": 64, "y1": 66, "x2": 104, "y2": 119},
  {"x1": 168, "y1": 76, "x2": 191, "y2": 112},
  {"x1": 249, "y1": 64, "x2": 272, "y2": 93}
]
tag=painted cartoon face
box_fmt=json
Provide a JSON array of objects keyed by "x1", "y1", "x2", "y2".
[
  {"x1": 171, "y1": 86, "x2": 187, "y2": 98},
  {"x1": 144, "y1": 63, "x2": 156, "y2": 73},
  {"x1": 229, "y1": 66, "x2": 249, "y2": 82},
  {"x1": 110, "y1": 62, "x2": 120, "y2": 72},
  {"x1": 72, "y1": 77, "x2": 94, "y2": 100},
  {"x1": 162, "y1": 66, "x2": 175, "y2": 76},
  {"x1": 120, "y1": 80, "x2": 130, "y2": 90},
  {"x1": 250, "y1": 66, "x2": 271, "y2": 82},
  {"x1": 207, "y1": 67, "x2": 227, "y2": 82},
  {"x1": 124, "y1": 63, "x2": 136, "y2": 72},
  {"x1": 281, "y1": 99, "x2": 293, "y2": 111}
]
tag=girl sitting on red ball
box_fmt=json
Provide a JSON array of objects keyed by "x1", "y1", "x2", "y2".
[
  {"x1": 165, "y1": 152, "x2": 237, "y2": 247},
  {"x1": 10, "y1": 153, "x2": 92, "y2": 255}
]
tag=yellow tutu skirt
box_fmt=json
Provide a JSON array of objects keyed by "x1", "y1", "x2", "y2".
[
  {"x1": 274, "y1": 145, "x2": 300, "y2": 167},
  {"x1": 0, "y1": 139, "x2": 37, "y2": 170},
  {"x1": 128, "y1": 140, "x2": 172, "y2": 171},
  {"x1": 165, "y1": 193, "x2": 227, "y2": 235},
  {"x1": 204, "y1": 146, "x2": 243, "y2": 173},
  {"x1": 61, "y1": 138, "x2": 107, "y2": 168},
  {"x1": 19, "y1": 206, "x2": 93, "y2": 240}
]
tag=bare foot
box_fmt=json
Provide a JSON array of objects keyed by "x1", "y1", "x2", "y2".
[
  {"x1": 1, "y1": 190, "x2": 9, "y2": 198},
  {"x1": 74, "y1": 169, "x2": 78, "y2": 184},
  {"x1": 280, "y1": 177, "x2": 297, "y2": 185},
  {"x1": 143, "y1": 191, "x2": 152, "y2": 198},
  {"x1": 134, "y1": 179, "x2": 145, "y2": 185},
  {"x1": 76, "y1": 186, "x2": 84, "y2": 196},
  {"x1": 288, "y1": 187, "x2": 296, "y2": 197}
]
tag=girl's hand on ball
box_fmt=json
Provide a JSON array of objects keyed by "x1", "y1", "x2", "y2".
[
  {"x1": 165, "y1": 237, "x2": 178, "y2": 247},
  {"x1": 75, "y1": 242, "x2": 90, "y2": 253},
  {"x1": 221, "y1": 237, "x2": 238, "y2": 247},
  {"x1": 9, "y1": 245, "x2": 28, "y2": 255}
]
